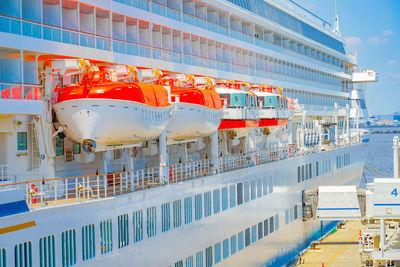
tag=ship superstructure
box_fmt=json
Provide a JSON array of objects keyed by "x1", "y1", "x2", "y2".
[{"x1": 0, "y1": 0, "x2": 373, "y2": 266}]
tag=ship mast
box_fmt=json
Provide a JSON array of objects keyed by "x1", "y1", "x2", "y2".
[{"x1": 333, "y1": 0, "x2": 341, "y2": 35}]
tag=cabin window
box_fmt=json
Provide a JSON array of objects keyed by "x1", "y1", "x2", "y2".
[
  {"x1": 82, "y1": 224, "x2": 96, "y2": 261},
  {"x1": 251, "y1": 225, "x2": 257, "y2": 243},
  {"x1": 257, "y1": 178, "x2": 262, "y2": 198},
  {"x1": 100, "y1": 219, "x2": 113, "y2": 254},
  {"x1": 72, "y1": 141, "x2": 80, "y2": 154},
  {"x1": 55, "y1": 135, "x2": 64, "y2": 156},
  {"x1": 245, "y1": 228, "x2": 251, "y2": 247},
  {"x1": 301, "y1": 165, "x2": 305, "y2": 181},
  {"x1": 229, "y1": 185, "x2": 236, "y2": 208},
  {"x1": 146, "y1": 206, "x2": 157, "y2": 237},
  {"x1": 294, "y1": 205, "x2": 298, "y2": 220},
  {"x1": 258, "y1": 222, "x2": 263, "y2": 240},
  {"x1": 204, "y1": 192, "x2": 212, "y2": 217},
  {"x1": 205, "y1": 246, "x2": 213, "y2": 267},
  {"x1": 0, "y1": 248, "x2": 5, "y2": 267},
  {"x1": 316, "y1": 162, "x2": 319, "y2": 176},
  {"x1": 118, "y1": 214, "x2": 129, "y2": 248},
  {"x1": 194, "y1": 194, "x2": 202, "y2": 221},
  {"x1": 236, "y1": 183, "x2": 243, "y2": 205},
  {"x1": 244, "y1": 181, "x2": 250, "y2": 203},
  {"x1": 221, "y1": 187, "x2": 228, "y2": 211},
  {"x1": 195, "y1": 251, "x2": 203, "y2": 267},
  {"x1": 268, "y1": 176, "x2": 273, "y2": 194},
  {"x1": 185, "y1": 255, "x2": 193, "y2": 267},
  {"x1": 290, "y1": 207, "x2": 295, "y2": 222},
  {"x1": 275, "y1": 215, "x2": 280, "y2": 231},
  {"x1": 250, "y1": 179, "x2": 256, "y2": 200},
  {"x1": 264, "y1": 219, "x2": 269, "y2": 236},
  {"x1": 297, "y1": 166, "x2": 301, "y2": 183},
  {"x1": 285, "y1": 209, "x2": 289, "y2": 225},
  {"x1": 269, "y1": 217, "x2": 274, "y2": 234},
  {"x1": 213, "y1": 189, "x2": 220, "y2": 214},
  {"x1": 184, "y1": 197, "x2": 193, "y2": 224},
  {"x1": 230, "y1": 235, "x2": 237, "y2": 255},
  {"x1": 161, "y1": 203, "x2": 171, "y2": 232},
  {"x1": 133, "y1": 210, "x2": 143, "y2": 242},
  {"x1": 15, "y1": 241, "x2": 32, "y2": 267},
  {"x1": 222, "y1": 239, "x2": 229, "y2": 259},
  {"x1": 309, "y1": 163, "x2": 312, "y2": 179},
  {"x1": 238, "y1": 231, "x2": 244, "y2": 251},
  {"x1": 173, "y1": 200, "x2": 182, "y2": 228},
  {"x1": 214, "y1": 242, "x2": 221, "y2": 264},
  {"x1": 39, "y1": 235, "x2": 55, "y2": 267},
  {"x1": 174, "y1": 260, "x2": 183, "y2": 267},
  {"x1": 262, "y1": 177, "x2": 268, "y2": 195},
  {"x1": 61, "y1": 229, "x2": 77, "y2": 266},
  {"x1": 17, "y1": 132, "x2": 28, "y2": 151}
]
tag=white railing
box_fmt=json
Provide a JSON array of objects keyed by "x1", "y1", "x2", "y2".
[{"x1": 0, "y1": 164, "x2": 8, "y2": 181}]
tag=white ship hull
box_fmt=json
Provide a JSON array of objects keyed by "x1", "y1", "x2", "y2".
[
  {"x1": 0, "y1": 144, "x2": 366, "y2": 266},
  {"x1": 54, "y1": 99, "x2": 172, "y2": 145}
]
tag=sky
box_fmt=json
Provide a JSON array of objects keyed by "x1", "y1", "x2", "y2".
[{"x1": 292, "y1": 0, "x2": 400, "y2": 115}]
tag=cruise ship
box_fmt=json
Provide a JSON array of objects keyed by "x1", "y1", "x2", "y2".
[{"x1": 0, "y1": 0, "x2": 375, "y2": 266}]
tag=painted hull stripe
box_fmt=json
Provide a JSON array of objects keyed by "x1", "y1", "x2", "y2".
[
  {"x1": 374, "y1": 203, "x2": 400, "y2": 206},
  {"x1": 0, "y1": 221, "x2": 36, "y2": 235}
]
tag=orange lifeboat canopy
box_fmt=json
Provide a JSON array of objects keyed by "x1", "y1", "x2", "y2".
[{"x1": 171, "y1": 88, "x2": 222, "y2": 109}]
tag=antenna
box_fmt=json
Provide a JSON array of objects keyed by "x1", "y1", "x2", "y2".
[{"x1": 333, "y1": 0, "x2": 341, "y2": 35}]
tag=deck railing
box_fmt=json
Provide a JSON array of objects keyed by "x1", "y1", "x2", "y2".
[
  {"x1": 0, "y1": 82, "x2": 42, "y2": 100},
  {"x1": 0, "y1": 146, "x2": 290, "y2": 210},
  {"x1": 0, "y1": 164, "x2": 8, "y2": 181}
]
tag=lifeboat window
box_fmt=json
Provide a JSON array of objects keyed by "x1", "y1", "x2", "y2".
[
  {"x1": 14, "y1": 242, "x2": 32, "y2": 267},
  {"x1": 238, "y1": 231, "x2": 244, "y2": 251},
  {"x1": 173, "y1": 200, "x2": 182, "y2": 228},
  {"x1": 184, "y1": 197, "x2": 193, "y2": 224},
  {"x1": 230, "y1": 235, "x2": 237, "y2": 255},
  {"x1": 100, "y1": 219, "x2": 113, "y2": 254},
  {"x1": 195, "y1": 251, "x2": 203, "y2": 267},
  {"x1": 161, "y1": 203, "x2": 171, "y2": 233},
  {"x1": 194, "y1": 194, "x2": 202, "y2": 221},
  {"x1": 118, "y1": 214, "x2": 129, "y2": 248},
  {"x1": 146, "y1": 206, "x2": 157, "y2": 237},
  {"x1": 82, "y1": 224, "x2": 96, "y2": 261},
  {"x1": 214, "y1": 242, "x2": 221, "y2": 264},
  {"x1": 213, "y1": 189, "x2": 220, "y2": 214},
  {"x1": 223, "y1": 238, "x2": 229, "y2": 260},
  {"x1": 55, "y1": 135, "x2": 64, "y2": 156},
  {"x1": 17, "y1": 132, "x2": 28, "y2": 151},
  {"x1": 39, "y1": 235, "x2": 55, "y2": 267},
  {"x1": 221, "y1": 187, "x2": 228, "y2": 211},
  {"x1": 133, "y1": 210, "x2": 144, "y2": 243},
  {"x1": 229, "y1": 185, "x2": 236, "y2": 208},
  {"x1": 61, "y1": 229, "x2": 77, "y2": 266},
  {"x1": 204, "y1": 191, "x2": 212, "y2": 217}
]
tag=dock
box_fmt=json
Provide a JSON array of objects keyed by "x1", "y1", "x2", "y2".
[{"x1": 296, "y1": 221, "x2": 364, "y2": 266}]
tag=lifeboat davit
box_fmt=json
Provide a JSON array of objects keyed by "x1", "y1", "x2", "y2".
[
  {"x1": 53, "y1": 65, "x2": 172, "y2": 148},
  {"x1": 162, "y1": 75, "x2": 223, "y2": 140}
]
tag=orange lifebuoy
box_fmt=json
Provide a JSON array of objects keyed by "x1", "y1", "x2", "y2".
[{"x1": 30, "y1": 184, "x2": 38, "y2": 204}]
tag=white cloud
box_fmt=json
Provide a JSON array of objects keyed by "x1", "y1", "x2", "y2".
[
  {"x1": 383, "y1": 30, "x2": 393, "y2": 36},
  {"x1": 368, "y1": 30, "x2": 393, "y2": 45},
  {"x1": 344, "y1": 36, "x2": 362, "y2": 50},
  {"x1": 388, "y1": 60, "x2": 398, "y2": 66}
]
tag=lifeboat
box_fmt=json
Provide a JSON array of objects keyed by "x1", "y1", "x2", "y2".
[
  {"x1": 53, "y1": 64, "x2": 172, "y2": 150},
  {"x1": 161, "y1": 74, "x2": 223, "y2": 140}
]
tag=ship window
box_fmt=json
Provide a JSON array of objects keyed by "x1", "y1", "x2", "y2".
[
  {"x1": 316, "y1": 162, "x2": 319, "y2": 176},
  {"x1": 195, "y1": 251, "x2": 203, "y2": 267},
  {"x1": 258, "y1": 222, "x2": 263, "y2": 240},
  {"x1": 251, "y1": 225, "x2": 257, "y2": 243},
  {"x1": 73, "y1": 141, "x2": 80, "y2": 154},
  {"x1": 213, "y1": 189, "x2": 220, "y2": 214},
  {"x1": 268, "y1": 176, "x2": 273, "y2": 194},
  {"x1": 269, "y1": 217, "x2": 274, "y2": 234},
  {"x1": 118, "y1": 214, "x2": 129, "y2": 248},
  {"x1": 221, "y1": 187, "x2": 228, "y2": 211},
  {"x1": 244, "y1": 181, "x2": 250, "y2": 202},
  {"x1": 17, "y1": 132, "x2": 28, "y2": 151},
  {"x1": 245, "y1": 228, "x2": 251, "y2": 247},
  {"x1": 146, "y1": 206, "x2": 157, "y2": 237},
  {"x1": 297, "y1": 166, "x2": 301, "y2": 183},
  {"x1": 223, "y1": 239, "x2": 229, "y2": 259},
  {"x1": 230, "y1": 185, "x2": 236, "y2": 208},
  {"x1": 214, "y1": 242, "x2": 221, "y2": 264},
  {"x1": 205, "y1": 246, "x2": 213, "y2": 267},
  {"x1": 82, "y1": 224, "x2": 95, "y2": 261},
  {"x1": 61, "y1": 229, "x2": 77, "y2": 266},
  {"x1": 262, "y1": 177, "x2": 268, "y2": 195},
  {"x1": 305, "y1": 164, "x2": 309, "y2": 180},
  {"x1": 285, "y1": 209, "x2": 289, "y2": 225},
  {"x1": 185, "y1": 255, "x2": 193, "y2": 267},
  {"x1": 184, "y1": 197, "x2": 193, "y2": 224},
  {"x1": 55, "y1": 135, "x2": 64, "y2": 156},
  {"x1": 230, "y1": 235, "x2": 237, "y2": 255},
  {"x1": 174, "y1": 260, "x2": 183, "y2": 267},
  {"x1": 250, "y1": 179, "x2": 256, "y2": 200},
  {"x1": 100, "y1": 219, "x2": 113, "y2": 254},
  {"x1": 309, "y1": 163, "x2": 312, "y2": 178},
  {"x1": 275, "y1": 215, "x2": 279, "y2": 231},
  {"x1": 290, "y1": 207, "x2": 294, "y2": 222},
  {"x1": 264, "y1": 219, "x2": 268, "y2": 236},
  {"x1": 236, "y1": 183, "x2": 243, "y2": 205},
  {"x1": 0, "y1": 248, "x2": 5, "y2": 267},
  {"x1": 257, "y1": 178, "x2": 262, "y2": 198},
  {"x1": 195, "y1": 194, "x2": 203, "y2": 221},
  {"x1": 133, "y1": 210, "x2": 143, "y2": 242},
  {"x1": 161, "y1": 203, "x2": 171, "y2": 232},
  {"x1": 301, "y1": 165, "x2": 305, "y2": 181},
  {"x1": 14, "y1": 241, "x2": 32, "y2": 267},
  {"x1": 238, "y1": 231, "x2": 244, "y2": 251},
  {"x1": 173, "y1": 200, "x2": 182, "y2": 228},
  {"x1": 294, "y1": 205, "x2": 298, "y2": 220},
  {"x1": 39, "y1": 235, "x2": 55, "y2": 267},
  {"x1": 204, "y1": 192, "x2": 212, "y2": 217}
]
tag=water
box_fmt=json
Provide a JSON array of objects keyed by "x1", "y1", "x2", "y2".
[{"x1": 364, "y1": 127, "x2": 399, "y2": 184}]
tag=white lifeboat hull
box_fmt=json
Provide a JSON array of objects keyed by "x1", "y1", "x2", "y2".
[
  {"x1": 166, "y1": 103, "x2": 222, "y2": 140},
  {"x1": 54, "y1": 99, "x2": 172, "y2": 146}
]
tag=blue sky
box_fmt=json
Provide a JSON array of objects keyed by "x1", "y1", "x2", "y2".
[{"x1": 293, "y1": 0, "x2": 400, "y2": 115}]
